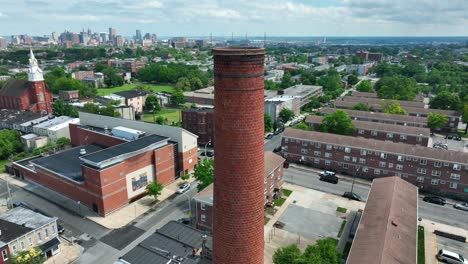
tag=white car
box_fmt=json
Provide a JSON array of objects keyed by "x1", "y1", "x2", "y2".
[
  {"x1": 437, "y1": 249, "x2": 468, "y2": 264},
  {"x1": 177, "y1": 183, "x2": 190, "y2": 194},
  {"x1": 454, "y1": 202, "x2": 468, "y2": 212}
]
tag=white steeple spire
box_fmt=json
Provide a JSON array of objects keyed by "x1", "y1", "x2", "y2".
[{"x1": 28, "y1": 49, "x2": 44, "y2": 82}]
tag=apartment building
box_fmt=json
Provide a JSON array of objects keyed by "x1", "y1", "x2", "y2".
[
  {"x1": 193, "y1": 151, "x2": 286, "y2": 232},
  {"x1": 0, "y1": 207, "x2": 60, "y2": 262},
  {"x1": 281, "y1": 128, "x2": 468, "y2": 200},
  {"x1": 334, "y1": 100, "x2": 460, "y2": 132},
  {"x1": 305, "y1": 115, "x2": 430, "y2": 146},
  {"x1": 182, "y1": 108, "x2": 214, "y2": 146},
  {"x1": 321, "y1": 108, "x2": 428, "y2": 128},
  {"x1": 342, "y1": 96, "x2": 425, "y2": 108}
]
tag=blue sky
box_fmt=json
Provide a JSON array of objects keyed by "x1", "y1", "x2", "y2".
[{"x1": 0, "y1": 0, "x2": 467, "y2": 37}]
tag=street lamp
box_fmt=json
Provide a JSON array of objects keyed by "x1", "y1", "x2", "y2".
[
  {"x1": 204, "y1": 139, "x2": 212, "y2": 157},
  {"x1": 152, "y1": 102, "x2": 156, "y2": 123},
  {"x1": 77, "y1": 201, "x2": 82, "y2": 216}
]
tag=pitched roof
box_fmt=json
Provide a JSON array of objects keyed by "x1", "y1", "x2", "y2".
[
  {"x1": 334, "y1": 101, "x2": 460, "y2": 117},
  {"x1": 321, "y1": 108, "x2": 427, "y2": 125},
  {"x1": 264, "y1": 151, "x2": 286, "y2": 177},
  {"x1": 282, "y1": 128, "x2": 468, "y2": 164},
  {"x1": 342, "y1": 96, "x2": 425, "y2": 108},
  {"x1": 112, "y1": 89, "x2": 148, "y2": 98},
  {"x1": 305, "y1": 115, "x2": 430, "y2": 137},
  {"x1": 347, "y1": 177, "x2": 418, "y2": 264},
  {"x1": 0, "y1": 79, "x2": 30, "y2": 98},
  {"x1": 0, "y1": 219, "x2": 33, "y2": 244},
  {"x1": 351, "y1": 91, "x2": 379, "y2": 98}
]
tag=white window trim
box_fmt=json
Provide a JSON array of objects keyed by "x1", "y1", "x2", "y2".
[{"x1": 2, "y1": 249, "x2": 8, "y2": 261}]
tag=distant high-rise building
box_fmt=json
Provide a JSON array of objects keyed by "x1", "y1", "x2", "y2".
[
  {"x1": 72, "y1": 34, "x2": 80, "y2": 44},
  {"x1": 51, "y1": 32, "x2": 58, "y2": 42},
  {"x1": 115, "y1": 35, "x2": 124, "y2": 47},
  {"x1": 0, "y1": 38, "x2": 8, "y2": 50},
  {"x1": 109, "y1": 27, "x2": 117, "y2": 41},
  {"x1": 100, "y1": 33, "x2": 108, "y2": 43},
  {"x1": 136, "y1": 30, "x2": 142, "y2": 41},
  {"x1": 152, "y1": 34, "x2": 157, "y2": 43}
]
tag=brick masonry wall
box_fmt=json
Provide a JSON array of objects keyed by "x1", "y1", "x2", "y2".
[
  {"x1": 69, "y1": 123, "x2": 127, "y2": 147},
  {"x1": 213, "y1": 48, "x2": 266, "y2": 264},
  {"x1": 281, "y1": 136, "x2": 468, "y2": 201}
]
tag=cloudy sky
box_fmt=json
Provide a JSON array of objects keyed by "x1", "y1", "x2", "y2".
[{"x1": 0, "y1": 0, "x2": 467, "y2": 37}]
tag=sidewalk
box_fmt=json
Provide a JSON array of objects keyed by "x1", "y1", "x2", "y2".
[
  {"x1": 3, "y1": 173, "x2": 195, "y2": 229},
  {"x1": 419, "y1": 218, "x2": 468, "y2": 238},
  {"x1": 424, "y1": 229, "x2": 439, "y2": 264}
]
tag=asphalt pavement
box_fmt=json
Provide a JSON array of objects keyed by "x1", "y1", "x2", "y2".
[{"x1": 283, "y1": 166, "x2": 468, "y2": 231}]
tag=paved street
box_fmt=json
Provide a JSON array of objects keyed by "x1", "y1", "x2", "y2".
[
  {"x1": 283, "y1": 166, "x2": 468, "y2": 231},
  {"x1": 264, "y1": 132, "x2": 282, "y2": 152}
]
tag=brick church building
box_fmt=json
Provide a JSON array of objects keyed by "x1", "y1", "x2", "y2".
[{"x1": 0, "y1": 50, "x2": 53, "y2": 114}]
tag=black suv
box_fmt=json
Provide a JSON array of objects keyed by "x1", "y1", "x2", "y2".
[
  {"x1": 319, "y1": 171, "x2": 339, "y2": 184},
  {"x1": 342, "y1": 192, "x2": 362, "y2": 201},
  {"x1": 423, "y1": 196, "x2": 446, "y2": 205}
]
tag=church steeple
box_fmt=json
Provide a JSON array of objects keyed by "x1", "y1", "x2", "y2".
[{"x1": 28, "y1": 49, "x2": 44, "y2": 82}]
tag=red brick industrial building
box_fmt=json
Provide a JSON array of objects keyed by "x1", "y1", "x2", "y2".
[
  {"x1": 194, "y1": 152, "x2": 285, "y2": 232},
  {"x1": 305, "y1": 115, "x2": 431, "y2": 146},
  {"x1": 281, "y1": 128, "x2": 468, "y2": 200},
  {"x1": 212, "y1": 47, "x2": 266, "y2": 264},
  {"x1": 355, "y1": 51, "x2": 384, "y2": 62},
  {"x1": 0, "y1": 50, "x2": 52, "y2": 114},
  {"x1": 182, "y1": 108, "x2": 214, "y2": 146}
]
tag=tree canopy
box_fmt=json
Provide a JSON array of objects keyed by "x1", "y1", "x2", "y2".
[
  {"x1": 0, "y1": 129, "x2": 22, "y2": 160},
  {"x1": 52, "y1": 99, "x2": 79, "y2": 117},
  {"x1": 462, "y1": 103, "x2": 468, "y2": 134},
  {"x1": 170, "y1": 90, "x2": 187, "y2": 106},
  {"x1": 193, "y1": 158, "x2": 214, "y2": 191},
  {"x1": 374, "y1": 75, "x2": 418, "y2": 101},
  {"x1": 427, "y1": 112, "x2": 449, "y2": 131},
  {"x1": 320, "y1": 110, "x2": 356, "y2": 135},
  {"x1": 146, "y1": 181, "x2": 164, "y2": 200},
  {"x1": 273, "y1": 238, "x2": 341, "y2": 264},
  {"x1": 136, "y1": 62, "x2": 210, "y2": 87},
  {"x1": 355, "y1": 80, "x2": 373, "y2": 92},
  {"x1": 83, "y1": 103, "x2": 120, "y2": 117},
  {"x1": 279, "y1": 108, "x2": 295, "y2": 123},
  {"x1": 429, "y1": 91, "x2": 463, "y2": 111},
  {"x1": 347, "y1": 75, "x2": 359, "y2": 86},
  {"x1": 10, "y1": 247, "x2": 46, "y2": 264},
  {"x1": 351, "y1": 103, "x2": 372, "y2": 111},
  {"x1": 145, "y1": 95, "x2": 161, "y2": 112},
  {"x1": 264, "y1": 113, "x2": 273, "y2": 132},
  {"x1": 382, "y1": 101, "x2": 407, "y2": 115}
]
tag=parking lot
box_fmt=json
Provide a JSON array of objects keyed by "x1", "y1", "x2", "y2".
[
  {"x1": 431, "y1": 134, "x2": 467, "y2": 152},
  {"x1": 436, "y1": 236, "x2": 468, "y2": 258}
]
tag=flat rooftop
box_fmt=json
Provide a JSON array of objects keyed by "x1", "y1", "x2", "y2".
[
  {"x1": 80, "y1": 134, "x2": 169, "y2": 167},
  {"x1": 33, "y1": 116, "x2": 75, "y2": 129},
  {"x1": 0, "y1": 109, "x2": 43, "y2": 125},
  {"x1": 31, "y1": 144, "x2": 105, "y2": 182},
  {"x1": 0, "y1": 207, "x2": 56, "y2": 230}
]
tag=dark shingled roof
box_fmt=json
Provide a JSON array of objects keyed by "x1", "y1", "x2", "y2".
[
  {"x1": 347, "y1": 177, "x2": 418, "y2": 264},
  {"x1": 283, "y1": 128, "x2": 468, "y2": 164},
  {"x1": 81, "y1": 134, "x2": 168, "y2": 164},
  {"x1": 0, "y1": 219, "x2": 33, "y2": 243},
  {"x1": 113, "y1": 89, "x2": 148, "y2": 99},
  {"x1": 0, "y1": 79, "x2": 30, "y2": 97},
  {"x1": 31, "y1": 144, "x2": 105, "y2": 182},
  {"x1": 305, "y1": 115, "x2": 431, "y2": 137},
  {"x1": 334, "y1": 101, "x2": 460, "y2": 117}
]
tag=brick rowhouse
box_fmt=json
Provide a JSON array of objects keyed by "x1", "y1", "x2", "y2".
[{"x1": 212, "y1": 47, "x2": 265, "y2": 264}]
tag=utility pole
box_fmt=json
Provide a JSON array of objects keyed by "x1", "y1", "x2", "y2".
[{"x1": 351, "y1": 166, "x2": 360, "y2": 194}]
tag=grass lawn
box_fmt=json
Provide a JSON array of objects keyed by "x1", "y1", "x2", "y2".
[
  {"x1": 336, "y1": 207, "x2": 348, "y2": 213},
  {"x1": 143, "y1": 108, "x2": 182, "y2": 125},
  {"x1": 282, "y1": 188, "x2": 293, "y2": 197},
  {"x1": 338, "y1": 220, "x2": 347, "y2": 238},
  {"x1": 274, "y1": 197, "x2": 287, "y2": 207},
  {"x1": 418, "y1": 226, "x2": 425, "y2": 264},
  {"x1": 457, "y1": 129, "x2": 468, "y2": 138},
  {"x1": 97, "y1": 83, "x2": 175, "y2": 96}
]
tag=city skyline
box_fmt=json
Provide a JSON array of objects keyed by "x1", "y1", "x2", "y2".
[{"x1": 0, "y1": 0, "x2": 467, "y2": 37}]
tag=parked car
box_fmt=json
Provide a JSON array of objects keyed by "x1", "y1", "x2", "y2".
[
  {"x1": 265, "y1": 133, "x2": 274, "y2": 139},
  {"x1": 446, "y1": 134, "x2": 454, "y2": 139},
  {"x1": 206, "y1": 151, "x2": 214, "y2": 157},
  {"x1": 273, "y1": 146, "x2": 282, "y2": 153},
  {"x1": 453, "y1": 202, "x2": 468, "y2": 212},
  {"x1": 437, "y1": 249, "x2": 468, "y2": 264},
  {"x1": 177, "y1": 218, "x2": 191, "y2": 225},
  {"x1": 342, "y1": 192, "x2": 362, "y2": 201},
  {"x1": 453, "y1": 134, "x2": 462, "y2": 141},
  {"x1": 177, "y1": 183, "x2": 191, "y2": 194},
  {"x1": 319, "y1": 171, "x2": 339, "y2": 184},
  {"x1": 423, "y1": 196, "x2": 446, "y2": 205},
  {"x1": 273, "y1": 129, "x2": 281, "y2": 135}
]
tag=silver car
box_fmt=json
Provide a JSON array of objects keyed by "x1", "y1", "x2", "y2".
[
  {"x1": 437, "y1": 249, "x2": 468, "y2": 264},
  {"x1": 454, "y1": 202, "x2": 468, "y2": 212},
  {"x1": 177, "y1": 183, "x2": 191, "y2": 194}
]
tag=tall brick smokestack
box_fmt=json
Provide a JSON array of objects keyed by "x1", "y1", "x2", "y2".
[{"x1": 212, "y1": 47, "x2": 265, "y2": 264}]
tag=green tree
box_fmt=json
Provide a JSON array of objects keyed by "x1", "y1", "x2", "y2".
[
  {"x1": 181, "y1": 173, "x2": 190, "y2": 181},
  {"x1": 427, "y1": 112, "x2": 449, "y2": 131},
  {"x1": 264, "y1": 113, "x2": 273, "y2": 133},
  {"x1": 374, "y1": 75, "x2": 418, "y2": 100},
  {"x1": 170, "y1": 90, "x2": 187, "y2": 106},
  {"x1": 321, "y1": 110, "x2": 355, "y2": 135},
  {"x1": 280, "y1": 72, "x2": 294, "y2": 89},
  {"x1": 52, "y1": 99, "x2": 79, "y2": 117},
  {"x1": 351, "y1": 103, "x2": 372, "y2": 111},
  {"x1": 462, "y1": 103, "x2": 468, "y2": 134},
  {"x1": 382, "y1": 101, "x2": 407, "y2": 115},
  {"x1": 193, "y1": 158, "x2": 214, "y2": 191},
  {"x1": 56, "y1": 137, "x2": 71, "y2": 147},
  {"x1": 94, "y1": 62, "x2": 107, "y2": 72},
  {"x1": 51, "y1": 77, "x2": 83, "y2": 94},
  {"x1": 279, "y1": 108, "x2": 295, "y2": 124},
  {"x1": 83, "y1": 103, "x2": 119, "y2": 117},
  {"x1": 265, "y1": 80, "x2": 280, "y2": 90},
  {"x1": 175, "y1": 77, "x2": 192, "y2": 91},
  {"x1": 347, "y1": 75, "x2": 359, "y2": 86},
  {"x1": 145, "y1": 95, "x2": 161, "y2": 111},
  {"x1": 293, "y1": 122, "x2": 310, "y2": 131},
  {"x1": 0, "y1": 129, "x2": 22, "y2": 160},
  {"x1": 189, "y1": 77, "x2": 204, "y2": 90},
  {"x1": 146, "y1": 181, "x2": 164, "y2": 200},
  {"x1": 429, "y1": 91, "x2": 463, "y2": 111},
  {"x1": 10, "y1": 247, "x2": 46, "y2": 264},
  {"x1": 301, "y1": 97, "x2": 321, "y2": 112},
  {"x1": 273, "y1": 244, "x2": 302, "y2": 264},
  {"x1": 155, "y1": 116, "x2": 166, "y2": 125},
  {"x1": 103, "y1": 67, "x2": 124, "y2": 87},
  {"x1": 356, "y1": 80, "x2": 373, "y2": 92},
  {"x1": 318, "y1": 70, "x2": 342, "y2": 92}
]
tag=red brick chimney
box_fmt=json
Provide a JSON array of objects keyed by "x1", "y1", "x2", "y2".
[{"x1": 212, "y1": 47, "x2": 265, "y2": 264}]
